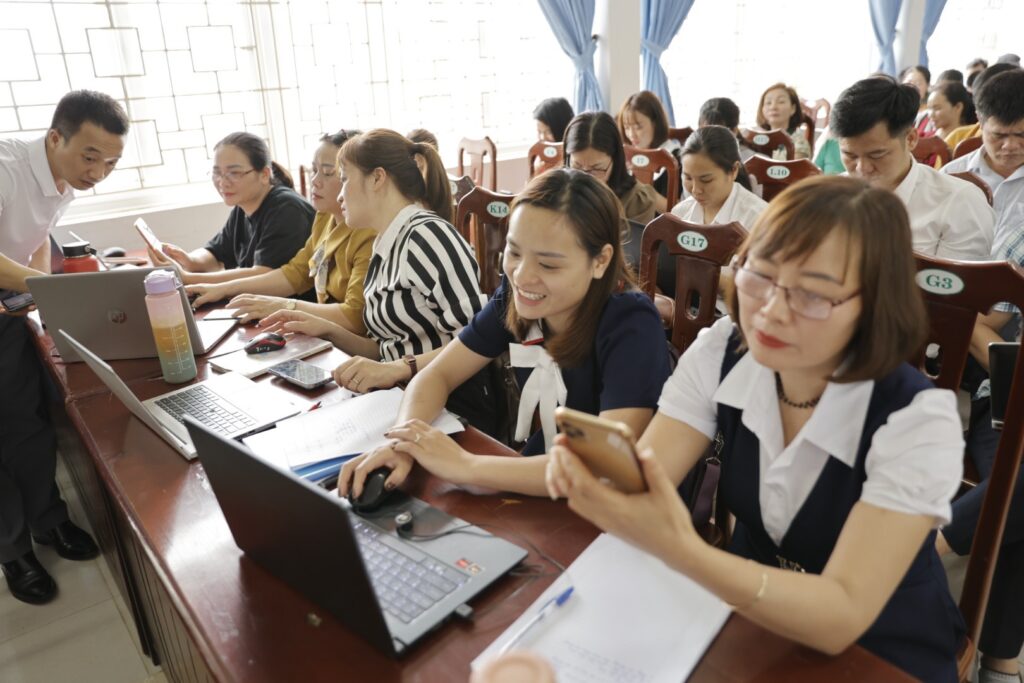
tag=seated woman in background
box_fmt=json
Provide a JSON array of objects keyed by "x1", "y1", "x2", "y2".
[
  {"x1": 927, "y1": 82, "x2": 977, "y2": 141},
  {"x1": 337, "y1": 168, "x2": 671, "y2": 498},
  {"x1": 260, "y1": 129, "x2": 496, "y2": 432},
  {"x1": 901, "y1": 65, "x2": 934, "y2": 135},
  {"x1": 548, "y1": 176, "x2": 965, "y2": 683},
  {"x1": 564, "y1": 112, "x2": 660, "y2": 224},
  {"x1": 756, "y1": 83, "x2": 811, "y2": 159},
  {"x1": 149, "y1": 132, "x2": 315, "y2": 284},
  {"x1": 187, "y1": 130, "x2": 375, "y2": 329},
  {"x1": 699, "y1": 97, "x2": 755, "y2": 163},
  {"x1": 671, "y1": 126, "x2": 766, "y2": 228},
  {"x1": 617, "y1": 90, "x2": 681, "y2": 210},
  {"x1": 533, "y1": 97, "x2": 575, "y2": 143}
]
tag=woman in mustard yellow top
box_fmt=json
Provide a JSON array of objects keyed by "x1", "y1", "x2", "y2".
[{"x1": 188, "y1": 130, "x2": 375, "y2": 333}]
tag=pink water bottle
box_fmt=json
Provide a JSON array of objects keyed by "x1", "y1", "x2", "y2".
[{"x1": 143, "y1": 271, "x2": 197, "y2": 384}]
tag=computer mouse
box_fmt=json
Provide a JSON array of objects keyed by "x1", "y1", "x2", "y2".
[
  {"x1": 102, "y1": 246, "x2": 127, "y2": 258},
  {"x1": 244, "y1": 332, "x2": 286, "y2": 354},
  {"x1": 347, "y1": 467, "x2": 395, "y2": 514}
]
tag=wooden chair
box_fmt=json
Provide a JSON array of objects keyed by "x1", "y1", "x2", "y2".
[
  {"x1": 448, "y1": 174, "x2": 475, "y2": 205},
  {"x1": 949, "y1": 171, "x2": 994, "y2": 206},
  {"x1": 455, "y1": 186, "x2": 515, "y2": 295},
  {"x1": 739, "y1": 128, "x2": 795, "y2": 160},
  {"x1": 802, "y1": 98, "x2": 831, "y2": 131},
  {"x1": 910, "y1": 254, "x2": 1024, "y2": 682},
  {"x1": 744, "y1": 156, "x2": 821, "y2": 202},
  {"x1": 623, "y1": 145, "x2": 680, "y2": 208},
  {"x1": 954, "y1": 136, "x2": 983, "y2": 160},
  {"x1": 457, "y1": 137, "x2": 497, "y2": 191},
  {"x1": 298, "y1": 165, "x2": 310, "y2": 200},
  {"x1": 638, "y1": 214, "x2": 747, "y2": 354},
  {"x1": 527, "y1": 141, "x2": 563, "y2": 179},
  {"x1": 668, "y1": 126, "x2": 694, "y2": 146},
  {"x1": 913, "y1": 135, "x2": 952, "y2": 168}
]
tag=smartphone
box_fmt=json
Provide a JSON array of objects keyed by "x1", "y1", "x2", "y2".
[
  {"x1": 1, "y1": 290, "x2": 35, "y2": 313},
  {"x1": 134, "y1": 218, "x2": 164, "y2": 255},
  {"x1": 267, "y1": 359, "x2": 333, "y2": 390},
  {"x1": 554, "y1": 406, "x2": 647, "y2": 493}
]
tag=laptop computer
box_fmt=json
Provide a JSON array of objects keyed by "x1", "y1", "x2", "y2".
[
  {"x1": 183, "y1": 417, "x2": 527, "y2": 657},
  {"x1": 60, "y1": 330, "x2": 302, "y2": 461},
  {"x1": 28, "y1": 267, "x2": 236, "y2": 362},
  {"x1": 989, "y1": 341, "x2": 1019, "y2": 430}
]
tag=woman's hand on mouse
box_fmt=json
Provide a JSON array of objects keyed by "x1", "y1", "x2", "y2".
[
  {"x1": 387, "y1": 419, "x2": 473, "y2": 485},
  {"x1": 333, "y1": 356, "x2": 409, "y2": 393},
  {"x1": 259, "y1": 309, "x2": 340, "y2": 339},
  {"x1": 228, "y1": 294, "x2": 289, "y2": 324},
  {"x1": 338, "y1": 445, "x2": 413, "y2": 499},
  {"x1": 546, "y1": 435, "x2": 700, "y2": 562}
]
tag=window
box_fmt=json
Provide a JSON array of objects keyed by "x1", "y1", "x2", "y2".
[
  {"x1": 926, "y1": 0, "x2": 1024, "y2": 77},
  {"x1": 0, "y1": 0, "x2": 571, "y2": 202}
]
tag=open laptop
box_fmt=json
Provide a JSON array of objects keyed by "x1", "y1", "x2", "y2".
[
  {"x1": 989, "y1": 342, "x2": 1019, "y2": 430},
  {"x1": 28, "y1": 267, "x2": 236, "y2": 362},
  {"x1": 60, "y1": 330, "x2": 302, "y2": 461},
  {"x1": 184, "y1": 417, "x2": 527, "y2": 657}
]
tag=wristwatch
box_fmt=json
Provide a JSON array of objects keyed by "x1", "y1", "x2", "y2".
[
  {"x1": 403, "y1": 354, "x2": 418, "y2": 379},
  {"x1": 285, "y1": 299, "x2": 297, "y2": 311}
]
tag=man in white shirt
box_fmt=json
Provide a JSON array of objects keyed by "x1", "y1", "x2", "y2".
[
  {"x1": 943, "y1": 68, "x2": 1024, "y2": 257},
  {"x1": 0, "y1": 91, "x2": 127, "y2": 604},
  {"x1": 831, "y1": 76, "x2": 995, "y2": 260}
]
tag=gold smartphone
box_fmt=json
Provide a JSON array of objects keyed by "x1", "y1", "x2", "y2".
[{"x1": 554, "y1": 406, "x2": 647, "y2": 493}]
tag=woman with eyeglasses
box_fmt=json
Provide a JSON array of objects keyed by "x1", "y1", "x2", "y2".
[
  {"x1": 564, "y1": 112, "x2": 660, "y2": 224},
  {"x1": 186, "y1": 130, "x2": 375, "y2": 329},
  {"x1": 547, "y1": 176, "x2": 966, "y2": 682},
  {"x1": 149, "y1": 131, "x2": 315, "y2": 292}
]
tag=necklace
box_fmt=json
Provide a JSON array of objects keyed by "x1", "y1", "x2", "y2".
[{"x1": 775, "y1": 373, "x2": 822, "y2": 409}]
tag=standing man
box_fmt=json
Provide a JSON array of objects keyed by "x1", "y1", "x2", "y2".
[{"x1": 0, "y1": 90, "x2": 128, "y2": 604}]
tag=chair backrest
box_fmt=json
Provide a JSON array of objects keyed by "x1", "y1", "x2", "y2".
[
  {"x1": 912, "y1": 135, "x2": 952, "y2": 167},
  {"x1": 457, "y1": 136, "x2": 498, "y2": 191},
  {"x1": 802, "y1": 98, "x2": 831, "y2": 131},
  {"x1": 448, "y1": 174, "x2": 476, "y2": 206},
  {"x1": 949, "y1": 171, "x2": 994, "y2": 206},
  {"x1": 953, "y1": 136, "x2": 983, "y2": 160},
  {"x1": 623, "y1": 145, "x2": 680, "y2": 208},
  {"x1": 527, "y1": 141, "x2": 563, "y2": 179},
  {"x1": 638, "y1": 214, "x2": 747, "y2": 354},
  {"x1": 298, "y1": 165, "x2": 309, "y2": 200},
  {"x1": 455, "y1": 186, "x2": 515, "y2": 296},
  {"x1": 911, "y1": 254, "x2": 1024, "y2": 659},
  {"x1": 744, "y1": 155, "x2": 821, "y2": 202},
  {"x1": 668, "y1": 126, "x2": 694, "y2": 146},
  {"x1": 739, "y1": 128, "x2": 795, "y2": 160}
]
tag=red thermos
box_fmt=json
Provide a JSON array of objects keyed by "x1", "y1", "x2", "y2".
[{"x1": 61, "y1": 241, "x2": 101, "y2": 273}]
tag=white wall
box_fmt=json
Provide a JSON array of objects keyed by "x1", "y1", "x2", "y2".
[{"x1": 594, "y1": 0, "x2": 641, "y2": 113}]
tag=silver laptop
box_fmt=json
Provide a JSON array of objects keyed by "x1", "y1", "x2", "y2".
[
  {"x1": 184, "y1": 417, "x2": 527, "y2": 657},
  {"x1": 60, "y1": 330, "x2": 303, "y2": 461},
  {"x1": 28, "y1": 267, "x2": 236, "y2": 362}
]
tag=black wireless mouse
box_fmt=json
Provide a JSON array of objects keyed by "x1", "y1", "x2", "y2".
[
  {"x1": 244, "y1": 332, "x2": 286, "y2": 354},
  {"x1": 102, "y1": 246, "x2": 127, "y2": 258},
  {"x1": 348, "y1": 467, "x2": 395, "y2": 513}
]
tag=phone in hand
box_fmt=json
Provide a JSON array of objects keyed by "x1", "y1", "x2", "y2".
[
  {"x1": 267, "y1": 359, "x2": 333, "y2": 390},
  {"x1": 1, "y1": 290, "x2": 35, "y2": 313},
  {"x1": 134, "y1": 218, "x2": 164, "y2": 255},
  {"x1": 554, "y1": 406, "x2": 647, "y2": 493}
]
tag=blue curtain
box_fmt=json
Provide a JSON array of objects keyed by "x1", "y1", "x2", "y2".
[
  {"x1": 537, "y1": 0, "x2": 604, "y2": 113},
  {"x1": 869, "y1": 0, "x2": 903, "y2": 75},
  {"x1": 918, "y1": 0, "x2": 948, "y2": 67},
  {"x1": 640, "y1": 0, "x2": 696, "y2": 125}
]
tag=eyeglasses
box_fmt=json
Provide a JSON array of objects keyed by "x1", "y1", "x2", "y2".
[
  {"x1": 733, "y1": 263, "x2": 860, "y2": 321},
  {"x1": 570, "y1": 163, "x2": 611, "y2": 177},
  {"x1": 209, "y1": 168, "x2": 256, "y2": 183}
]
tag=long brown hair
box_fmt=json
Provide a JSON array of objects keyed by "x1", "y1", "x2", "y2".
[
  {"x1": 616, "y1": 90, "x2": 670, "y2": 148},
  {"x1": 338, "y1": 129, "x2": 453, "y2": 222},
  {"x1": 755, "y1": 82, "x2": 804, "y2": 133},
  {"x1": 726, "y1": 175, "x2": 927, "y2": 382},
  {"x1": 504, "y1": 169, "x2": 634, "y2": 368}
]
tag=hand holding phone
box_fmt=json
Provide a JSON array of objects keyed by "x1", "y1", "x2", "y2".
[
  {"x1": 267, "y1": 359, "x2": 333, "y2": 390},
  {"x1": 1, "y1": 290, "x2": 35, "y2": 313},
  {"x1": 134, "y1": 218, "x2": 164, "y2": 255},
  {"x1": 554, "y1": 407, "x2": 647, "y2": 493}
]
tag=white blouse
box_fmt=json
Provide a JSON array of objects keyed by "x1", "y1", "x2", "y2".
[
  {"x1": 670, "y1": 182, "x2": 767, "y2": 229},
  {"x1": 658, "y1": 317, "x2": 964, "y2": 544}
]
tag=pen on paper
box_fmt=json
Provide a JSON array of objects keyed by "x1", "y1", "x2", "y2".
[{"x1": 497, "y1": 585, "x2": 574, "y2": 656}]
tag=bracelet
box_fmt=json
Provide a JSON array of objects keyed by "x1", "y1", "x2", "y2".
[
  {"x1": 725, "y1": 562, "x2": 768, "y2": 610},
  {"x1": 403, "y1": 354, "x2": 418, "y2": 379}
]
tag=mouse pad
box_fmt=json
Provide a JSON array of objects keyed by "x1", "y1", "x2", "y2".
[{"x1": 209, "y1": 335, "x2": 332, "y2": 378}]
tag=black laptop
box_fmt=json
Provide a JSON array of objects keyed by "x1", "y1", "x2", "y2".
[{"x1": 184, "y1": 418, "x2": 527, "y2": 657}]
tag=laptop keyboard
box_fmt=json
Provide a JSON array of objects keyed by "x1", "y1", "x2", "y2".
[
  {"x1": 351, "y1": 517, "x2": 468, "y2": 624},
  {"x1": 154, "y1": 385, "x2": 255, "y2": 436}
]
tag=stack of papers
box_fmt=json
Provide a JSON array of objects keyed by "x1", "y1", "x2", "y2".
[
  {"x1": 243, "y1": 387, "x2": 464, "y2": 480},
  {"x1": 473, "y1": 533, "x2": 731, "y2": 683}
]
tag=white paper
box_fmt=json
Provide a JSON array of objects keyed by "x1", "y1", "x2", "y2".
[
  {"x1": 473, "y1": 534, "x2": 731, "y2": 683},
  {"x1": 242, "y1": 387, "x2": 464, "y2": 470}
]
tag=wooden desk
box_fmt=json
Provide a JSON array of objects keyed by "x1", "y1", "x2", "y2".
[{"x1": 34, "y1": 328, "x2": 915, "y2": 682}]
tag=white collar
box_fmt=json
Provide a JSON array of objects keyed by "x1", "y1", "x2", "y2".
[
  {"x1": 709, "y1": 182, "x2": 742, "y2": 223},
  {"x1": 712, "y1": 351, "x2": 874, "y2": 467},
  {"x1": 979, "y1": 149, "x2": 1024, "y2": 184},
  {"x1": 372, "y1": 204, "x2": 421, "y2": 258},
  {"x1": 892, "y1": 157, "x2": 921, "y2": 206},
  {"x1": 29, "y1": 136, "x2": 69, "y2": 200}
]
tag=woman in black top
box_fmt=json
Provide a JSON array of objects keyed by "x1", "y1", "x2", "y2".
[{"x1": 148, "y1": 132, "x2": 315, "y2": 284}]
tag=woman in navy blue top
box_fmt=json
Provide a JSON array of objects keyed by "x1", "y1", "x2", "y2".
[
  {"x1": 338, "y1": 169, "x2": 670, "y2": 498},
  {"x1": 549, "y1": 176, "x2": 966, "y2": 682}
]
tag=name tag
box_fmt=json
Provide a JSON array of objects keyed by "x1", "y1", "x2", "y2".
[
  {"x1": 753, "y1": 133, "x2": 770, "y2": 145},
  {"x1": 677, "y1": 230, "x2": 708, "y2": 252},
  {"x1": 631, "y1": 154, "x2": 650, "y2": 168},
  {"x1": 916, "y1": 269, "x2": 965, "y2": 295},
  {"x1": 766, "y1": 165, "x2": 791, "y2": 180},
  {"x1": 486, "y1": 201, "x2": 510, "y2": 218},
  {"x1": 542, "y1": 146, "x2": 558, "y2": 158}
]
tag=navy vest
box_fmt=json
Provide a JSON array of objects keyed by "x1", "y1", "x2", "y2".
[{"x1": 717, "y1": 332, "x2": 965, "y2": 682}]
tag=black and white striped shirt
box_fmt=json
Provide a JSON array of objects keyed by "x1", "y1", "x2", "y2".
[{"x1": 363, "y1": 205, "x2": 486, "y2": 362}]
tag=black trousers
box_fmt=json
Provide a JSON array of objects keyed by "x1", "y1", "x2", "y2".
[
  {"x1": 944, "y1": 398, "x2": 1024, "y2": 659},
  {"x1": 0, "y1": 315, "x2": 67, "y2": 563}
]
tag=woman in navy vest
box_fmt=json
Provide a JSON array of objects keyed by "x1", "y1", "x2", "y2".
[{"x1": 548, "y1": 175, "x2": 966, "y2": 681}]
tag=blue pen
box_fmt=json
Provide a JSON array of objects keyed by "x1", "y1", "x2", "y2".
[{"x1": 497, "y1": 586, "x2": 575, "y2": 655}]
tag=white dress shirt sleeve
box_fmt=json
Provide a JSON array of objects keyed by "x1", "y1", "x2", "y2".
[
  {"x1": 934, "y1": 182, "x2": 995, "y2": 261},
  {"x1": 860, "y1": 388, "x2": 964, "y2": 526},
  {"x1": 657, "y1": 316, "x2": 733, "y2": 439}
]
